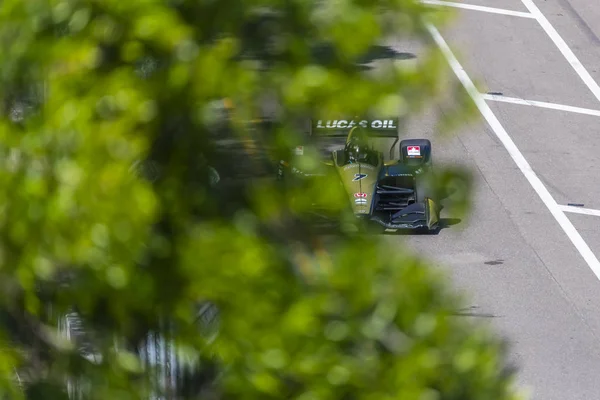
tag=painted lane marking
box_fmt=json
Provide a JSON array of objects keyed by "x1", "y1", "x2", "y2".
[
  {"x1": 426, "y1": 23, "x2": 600, "y2": 280},
  {"x1": 422, "y1": 0, "x2": 535, "y2": 19},
  {"x1": 560, "y1": 205, "x2": 600, "y2": 218},
  {"x1": 522, "y1": 0, "x2": 600, "y2": 103},
  {"x1": 483, "y1": 94, "x2": 600, "y2": 117}
]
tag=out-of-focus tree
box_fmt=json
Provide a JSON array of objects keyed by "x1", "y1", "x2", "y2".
[{"x1": 0, "y1": 0, "x2": 523, "y2": 399}]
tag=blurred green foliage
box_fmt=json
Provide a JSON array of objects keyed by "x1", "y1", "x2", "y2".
[{"x1": 0, "y1": 0, "x2": 523, "y2": 399}]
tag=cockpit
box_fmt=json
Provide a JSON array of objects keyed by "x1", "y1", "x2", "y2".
[{"x1": 334, "y1": 127, "x2": 380, "y2": 167}]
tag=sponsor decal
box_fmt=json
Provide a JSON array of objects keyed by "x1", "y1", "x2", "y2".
[
  {"x1": 294, "y1": 146, "x2": 304, "y2": 155},
  {"x1": 343, "y1": 163, "x2": 375, "y2": 170},
  {"x1": 315, "y1": 119, "x2": 398, "y2": 129},
  {"x1": 355, "y1": 199, "x2": 367, "y2": 205},
  {"x1": 354, "y1": 193, "x2": 367, "y2": 198},
  {"x1": 407, "y1": 145, "x2": 421, "y2": 156},
  {"x1": 352, "y1": 173, "x2": 367, "y2": 181}
]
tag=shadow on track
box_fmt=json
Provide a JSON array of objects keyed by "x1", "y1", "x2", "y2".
[
  {"x1": 454, "y1": 306, "x2": 499, "y2": 319},
  {"x1": 355, "y1": 45, "x2": 417, "y2": 64},
  {"x1": 375, "y1": 217, "x2": 462, "y2": 236},
  {"x1": 311, "y1": 43, "x2": 417, "y2": 68},
  {"x1": 295, "y1": 217, "x2": 463, "y2": 237}
]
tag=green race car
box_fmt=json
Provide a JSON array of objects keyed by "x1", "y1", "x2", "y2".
[{"x1": 277, "y1": 117, "x2": 442, "y2": 233}]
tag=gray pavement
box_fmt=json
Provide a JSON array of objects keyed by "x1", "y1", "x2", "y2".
[
  {"x1": 442, "y1": 8, "x2": 600, "y2": 108},
  {"x1": 380, "y1": 1, "x2": 600, "y2": 399}
]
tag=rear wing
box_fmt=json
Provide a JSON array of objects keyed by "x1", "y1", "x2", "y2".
[
  {"x1": 310, "y1": 118, "x2": 399, "y2": 138},
  {"x1": 310, "y1": 118, "x2": 400, "y2": 159}
]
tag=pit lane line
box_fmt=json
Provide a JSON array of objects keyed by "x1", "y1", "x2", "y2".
[
  {"x1": 426, "y1": 23, "x2": 600, "y2": 281},
  {"x1": 560, "y1": 205, "x2": 600, "y2": 218},
  {"x1": 422, "y1": 0, "x2": 534, "y2": 18},
  {"x1": 483, "y1": 94, "x2": 600, "y2": 117}
]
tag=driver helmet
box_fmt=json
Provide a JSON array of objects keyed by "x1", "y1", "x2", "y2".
[{"x1": 345, "y1": 128, "x2": 371, "y2": 163}]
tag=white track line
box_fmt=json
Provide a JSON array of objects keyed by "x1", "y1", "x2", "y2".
[
  {"x1": 426, "y1": 23, "x2": 600, "y2": 280},
  {"x1": 560, "y1": 205, "x2": 600, "y2": 218},
  {"x1": 423, "y1": 0, "x2": 535, "y2": 18},
  {"x1": 483, "y1": 94, "x2": 600, "y2": 117},
  {"x1": 522, "y1": 0, "x2": 600, "y2": 103}
]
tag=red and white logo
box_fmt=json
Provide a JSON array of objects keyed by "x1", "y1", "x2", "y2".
[
  {"x1": 407, "y1": 145, "x2": 421, "y2": 156},
  {"x1": 354, "y1": 192, "x2": 367, "y2": 198}
]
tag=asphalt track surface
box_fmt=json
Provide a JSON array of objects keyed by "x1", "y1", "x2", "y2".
[{"x1": 373, "y1": 1, "x2": 600, "y2": 399}]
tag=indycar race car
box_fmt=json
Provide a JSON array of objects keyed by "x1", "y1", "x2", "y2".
[{"x1": 277, "y1": 117, "x2": 442, "y2": 233}]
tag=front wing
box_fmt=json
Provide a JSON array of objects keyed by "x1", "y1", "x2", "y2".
[
  {"x1": 278, "y1": 160, "x2": 441, "y2": 232},
  {"x1": 369, "y1": 198, "x2": 440, "y2": 231}
]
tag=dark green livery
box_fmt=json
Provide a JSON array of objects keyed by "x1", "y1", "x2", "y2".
[{"x1": 278, "y1": 118, "x2": 442, "y2": 233}]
